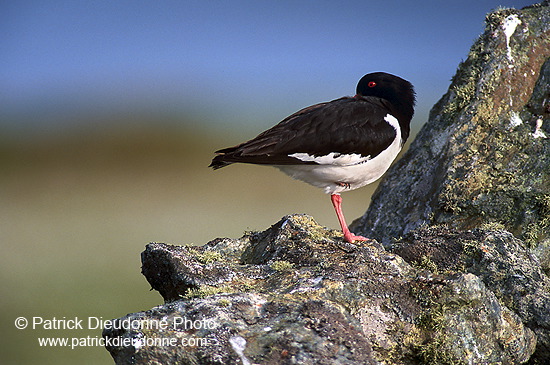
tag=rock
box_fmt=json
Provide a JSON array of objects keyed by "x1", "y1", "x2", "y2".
[
  {"x1": 348, "y1": 3, "x2": 550, "y2": 360},
  {"x1": 394, "y1": 225, "x2": 550, "y2": 362},
  {"x1": 103, "y1": 215, "x2": 535, "y2": 364},
  {"x1": 351, "y1": 2, "x2": 550, "y2": 260}
]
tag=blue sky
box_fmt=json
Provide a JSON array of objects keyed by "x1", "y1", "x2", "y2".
[{"x1": 1, "y1": 0, "x2": 536, "y2": 134}]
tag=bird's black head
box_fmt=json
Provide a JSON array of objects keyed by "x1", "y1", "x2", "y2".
[{"x1": 356, "y1": 72, "x2": 416, "y2": 124}]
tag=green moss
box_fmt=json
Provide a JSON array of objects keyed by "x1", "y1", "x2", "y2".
[
  {"x1": 291, "y1": 214, "x2": 335, "y2": 241},
  {"x1": 217, "y1": 298, "x2": 232, "y2": 307},
  {"x1": 195, "y1": 251, "x2": 223, "y2": 264},
  {"x1": 416, "y1": 305, "x2": 445, "y2": 332},
  {"x1": 523, "y1": 223, "x2": 541, "y2": 247},
  {"x1": 183, "y1": 285, "x2": 232, "y2": 299},
  {"x1": 415, "y1": 334, "x2": 466, "y2": 365},
  {"x1": 537, "y1": 194, "x2": 550, "y2": 222},
  {"x1": 416, "y1": 255, "x2": 440, "y2": 275},
  {"x1": 411, "y1": 299, "x2": 469, "y2": 365},
  {"x1": 270, "y1": 260, "x2": 295, "y2": 272},
  {"x1": 479, "y1": 222, "x2": 506, "y2": 231},
  {"x1": 411, "y1": 302, "x2": 463, "y2": 364},
  {"x1": 442, "y1": 43, "x2": 486, "y2": 118},
  {"x1": 518, "y1": 194, "x2": 550, "y2": 246},
  {"x1": 408, "y1": 277, "x2": 477, "y2": 364}
]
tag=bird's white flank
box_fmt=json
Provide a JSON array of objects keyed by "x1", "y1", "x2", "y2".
[{"x1": 279, "y1": 114, "x2": 402, "y2": 194}]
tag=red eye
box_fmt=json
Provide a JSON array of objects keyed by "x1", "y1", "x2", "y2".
[{"x1": 368, "y1": 81, "x2": 377, "y2": 88}]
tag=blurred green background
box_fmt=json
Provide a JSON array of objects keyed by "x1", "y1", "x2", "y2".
[
  {"x1": 1, "y1": 1, "x2": 534, "y2": 363},
  {"x1": 1, "y1": 112, "x2": 387, "y2": 364}
]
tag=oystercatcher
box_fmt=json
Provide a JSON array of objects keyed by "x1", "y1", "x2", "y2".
[{"x1": 210, "y1": 72, "x2": 415, "y2": 243}]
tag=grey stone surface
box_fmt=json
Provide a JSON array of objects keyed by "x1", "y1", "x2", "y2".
[
  {"x1": 394, "y1": 225, "x2": 550, "y2": 363},
  {"x1": 104, "y1": 215, "x2": 535, "y2": 364}
]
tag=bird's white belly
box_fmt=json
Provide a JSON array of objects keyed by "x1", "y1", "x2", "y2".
[
  {"x1": 277, "y1": 114, "x2": 402, "y2": 194},
  {"x1": 277, "y1": 138, "x2": 402, "y2": 194}
]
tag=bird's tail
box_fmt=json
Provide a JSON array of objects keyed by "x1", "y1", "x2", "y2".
[{"x1": 209, "y1": 152, "x2": 234, "y2": 169}]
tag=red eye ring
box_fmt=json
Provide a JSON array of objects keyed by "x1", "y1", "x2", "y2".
[{"x1": 368, "y1": 81, "x2": 377, "y2": 88}]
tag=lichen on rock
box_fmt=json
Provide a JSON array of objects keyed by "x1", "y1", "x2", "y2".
[{"x1": 104, "y1": 215, "x2": 536, "y2": 364}]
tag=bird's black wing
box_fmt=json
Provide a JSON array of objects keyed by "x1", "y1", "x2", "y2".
[{"x1": 209, "y1": 96, "x2": 398, "y2": 169}]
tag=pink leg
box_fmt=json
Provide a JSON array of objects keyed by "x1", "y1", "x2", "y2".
[{"x1": 331, "y1": 194, "x2": 369, "y2": 243}]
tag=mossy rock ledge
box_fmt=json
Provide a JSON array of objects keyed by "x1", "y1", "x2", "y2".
[
  {"x1": 105, "y1": 215, "x2": 539, "y2": 364},
  {"x1": 104, "y1": 3, "x2": 550, "y2": 365}
]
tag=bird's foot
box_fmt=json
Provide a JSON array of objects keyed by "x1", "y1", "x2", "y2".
[
  {"x1": 343, "y1": 232, "x2": 370, "y2": 244},
  {"x1": 335, "y1": 232, "x2": 371, "y2": 253}
]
